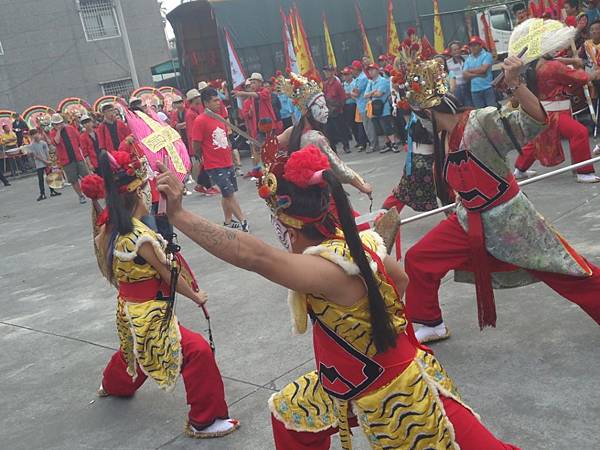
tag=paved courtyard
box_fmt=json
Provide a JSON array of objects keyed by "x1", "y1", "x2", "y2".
[{"x1": 1, "y1": 148, "x2": 599, "y2": 450}]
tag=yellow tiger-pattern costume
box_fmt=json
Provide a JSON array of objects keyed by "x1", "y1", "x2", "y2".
[
  {"x1": 269, "y1": 230, "x2": 475, "y2": 450},
  {"x1": 112, "y1": 218, "x2": 182, "y2": 392}
]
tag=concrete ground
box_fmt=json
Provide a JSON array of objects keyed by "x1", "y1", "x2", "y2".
[{"x1": 1, "y1": 145, "x2": 599, "y2": 450}]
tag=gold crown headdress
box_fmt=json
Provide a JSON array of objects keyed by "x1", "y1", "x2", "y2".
[
  {"x1": 274, "y1": 72, "x2": 323, "y2": 114},
  {"x1": 405, "y1": 59, "x2": 449, "y2": 110}
]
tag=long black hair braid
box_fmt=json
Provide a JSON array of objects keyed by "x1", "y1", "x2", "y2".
[{"x1": 322, "y1": 170, "x2": 397, "y2": 353}]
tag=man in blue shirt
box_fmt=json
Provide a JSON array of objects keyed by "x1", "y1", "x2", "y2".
[
  {"x1": 350, "y1": 60, "x2": 376, "y2": 152},
  {"x1": 342, "y1": 67, "x2": 366, "y2": 151},
  {"x1": 586, "y1": 0, "x2": 600, "y2": 23},
  {"x1": 365, "y1": 64, "x2": 400, "y2": 153},
  {"x1": 463, "y1": 36, "x2": 497, "y2": 108}
]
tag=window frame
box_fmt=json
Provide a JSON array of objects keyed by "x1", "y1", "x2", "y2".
[
  {"x1": 100, "y1": 78, "x2": 134, "y2": 97},
  {"x1": 78, "y1": 0, "x2": 121, "y2": 42}
]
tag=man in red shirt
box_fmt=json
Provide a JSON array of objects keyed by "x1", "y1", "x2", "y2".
[
  {"x1": 79, "y1": 115, "x2": 101, "y2": 172},
  {"x1": 323, "y1": 66, "x2": 350, "y2": 153},
  {"x1": 233, "y1": 72, "x2": 279, "y2": 169},
  {"x1": 97, "y1": 103, "x2": 131, "y2": 153},
  {"x1": 49, "y1": 113, "x2": 89, "y2": 203},
  {"x1": 185, "y1": 89, "x2": 219, "y2": 196},
  {"x1": 192, "y1": 88, "x2": 249, "y2": 232}
]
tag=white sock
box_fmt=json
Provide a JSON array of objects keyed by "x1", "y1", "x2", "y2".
[
  {"x1": 415, "y1": 323, "x2": 447, "y2": 341},
  {"x1": 191, "y1": 419, "x2": 236, "y2": 434}
]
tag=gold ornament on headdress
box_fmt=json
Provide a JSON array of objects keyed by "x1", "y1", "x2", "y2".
[
  {"x1": 405, "y1": 60, "x2": 449, "y2": 110},
  {"x1": 273, "y1": 72, "x2": 323, "y2": 114}
]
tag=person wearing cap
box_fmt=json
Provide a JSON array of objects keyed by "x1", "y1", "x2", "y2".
[
  {"x1": 185, "y1": 88, "x2": 220, "y2": 196},
  {"x1": 446, "y1": 41, "x2": 472, "y2": 107},
  {"x1": 49, "y1": 113, "x2": 89, "y2": 204},
  {"x1": 350, "y1": 60, "x2": 373, "y2": 152},
  {"x1": 323, "y1": 66, "x2": 350, "y2": 153},
  {"x1": 97, "y1": 103, "x2": 131, "y2": 153},
  {"x1": 463, "y1": 36, "x2": 496, "y2": 108},
  {"x1": 342, "y1": 67, "x2": 363, "y2": 149},
  {"x1": 232, "y1": 72, "x2": 279, "y2": 168},
  {"x1": 79, "y1": 115, "x2": 101, "y2": 172},
  {"x1": 365, "y1": 63, "x2": 400, "y2": 153},
  {"x1": 168, "y1": 95, "x2": 187, "y2": 144},
  {"x1": 512, "y1": 3, "x2": 529, "y2": 25}
]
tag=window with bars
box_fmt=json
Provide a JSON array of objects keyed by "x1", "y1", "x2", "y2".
[
  {"x1": 78, "y1": 0, "x2": 121, "y2": 41},
  {"x1": 100, "y1": 78, "x2": 133, "y2": 97}
]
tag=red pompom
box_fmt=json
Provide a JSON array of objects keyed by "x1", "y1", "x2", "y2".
[
  {"x1": 80, "y1": 174, "x2": 105, "y2": 200},
  {"x1": 112, "y1": 151, "x2": 131, "y2": 169},
  {"x1": 283, "y1": 145, "x2": 330, "y2": 188},
  {"x1": 407, "y1": 27, "x2": 417, "y2": 36},
  {"x1": 96, "y1": 208, "x2": 109, "y2": 226},
  {"x1": 258, "y1": 184, "x2": 272, "y2": 199}
]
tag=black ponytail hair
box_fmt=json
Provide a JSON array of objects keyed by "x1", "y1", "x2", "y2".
[
  {"x1": 322, "y1": 170, "x2": 397, "y2": 353},
  {"x1": 288, "y1": 111, "x2": 325, "y2": 154},
  {"x1": 276, "y1": 166, "x2": 397, "y2": 353},
  {"x1": 98, "y1": 151, "x2": 137, "y2": 236},
  {"x1": 427, "y1": 93, "x2": 470, "y2": 206}
]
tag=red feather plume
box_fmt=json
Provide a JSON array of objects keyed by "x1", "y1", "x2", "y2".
[
  {"x1": 283, "y1": 145, "x2": 330, "y2": 188},
  {"x1": 80, "y1": 174, "x2": 106, "y2": 200}
]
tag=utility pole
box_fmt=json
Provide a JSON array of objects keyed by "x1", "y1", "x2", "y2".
[{"x1": 114, "y1": 0, "x2": 140, "y2": 89}]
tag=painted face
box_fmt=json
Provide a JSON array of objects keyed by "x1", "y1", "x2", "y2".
[
  {"x1": 271, "y1": 216, "x2": 293, "y2": 252},
  {"x1": 309, "y1": 94, "x2": 329, "y2": 124},
  {"x1": 140, "y1": 183, "x2": 152, "y2": 212}
]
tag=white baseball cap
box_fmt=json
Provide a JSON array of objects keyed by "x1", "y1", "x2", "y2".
[{"x1": 249, "y1": 72, "x2": 264, "y2": 82}]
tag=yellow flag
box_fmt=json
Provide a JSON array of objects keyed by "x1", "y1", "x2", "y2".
[
  {"x1": 433, "y1": 0, "x2": 445, "y2": 53},
  {"x1": 323, "y1": 14, "x2": 337, "y2": 69},
  {"x1": 387, "y1": 0, "x2": 400, "y2": 58}
]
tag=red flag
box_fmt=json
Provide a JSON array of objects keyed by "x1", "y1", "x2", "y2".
[
  {"x1": 420, "y1": 36, "x2": 436, "y2": 60},
  {"x1": 280, "y1": 7, "x2": 298, "y2": 73},
  {"x1": 355, "y1": 3, "x2": 374, "y2": 62},
  {"x1": 480, "y1": 13, "x2": 497, "y2": 57}
]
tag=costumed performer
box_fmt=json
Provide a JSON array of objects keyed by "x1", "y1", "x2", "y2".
[
  {"x1": 403, "y1": 55, "x2": 600, "y2": 344},
  {"x1": 155, "y1": 145, "x2": 521, "y2": 450},
  {"x1": 513, "y1": 54, "x2": 600, "y2": 183},
  {"x1": 275, "y1": 72, "x2": 373, "y2": 197},
  {"x1": 80, "y1": 149, "x2": 239, "y2": 439}
]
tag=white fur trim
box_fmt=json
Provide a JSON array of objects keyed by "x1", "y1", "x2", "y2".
[
  {"x1": 303, "y1": 230, "x2": 388, "y2": 276},
  {"x1": 287, "y1": 290, "x2": 308, "y2": 335},
  {"x1": 113, "y1": 234, "x2": 167, "y2": 264}
]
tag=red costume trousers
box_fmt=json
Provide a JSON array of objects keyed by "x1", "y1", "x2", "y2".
[
  {"x1": 101, "y1": 325, "x2": 229, "y2": 428},
  {"x1": 515, "y1": 110, "x2": 595, "y2": 175},
  {"x1": 404, "y1": 214, "x2": 600, "y2": 326},
  {"x1": 271, "y1": 396, "x2": 519, "y2": 450}
]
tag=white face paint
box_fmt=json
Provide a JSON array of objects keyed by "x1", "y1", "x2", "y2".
[
  {"x1": 271, "y1": 216, "x2": 293, "y2": 252},
  {"x1": 140, "y1": 183, "x2": 153, "y2": 212},
  {"x1": 309, "y1": 94, "x2": 329, "y2": 124}
]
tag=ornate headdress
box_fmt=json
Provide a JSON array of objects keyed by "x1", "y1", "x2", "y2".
[
  {"x1": 405, "y1": 59, "x2": 449, "y2": 110},
  {"x1": 273, "y1": 72, "x2": 323, "y2": 114},
  {"x1": 394, "y1": 29, "x2": 449, "y2": 111},
  {"x1": 81, "y1": 147, "x2": 150, "y2": 198},
  {"x1": 256, "y1": 135, "x2": 331, "y2": 229}
]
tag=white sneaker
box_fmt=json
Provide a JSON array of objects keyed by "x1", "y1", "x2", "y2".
[
  {"x1": 414, "y1": 323, "x2": 451, "y2": 344},
  {"x1": 513, "y1": 168, "x2": 537, "y2": 180},
  {"x1": 592, "y1": 144, "x2": 600, "y2": 156},
  {"x1": 576, "y1": 173, "x2": 600, "y2": 183}
]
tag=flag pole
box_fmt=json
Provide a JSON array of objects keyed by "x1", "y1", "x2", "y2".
[{"x1": 356, "y1": 156, "x2": 600, "y2": 226}]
